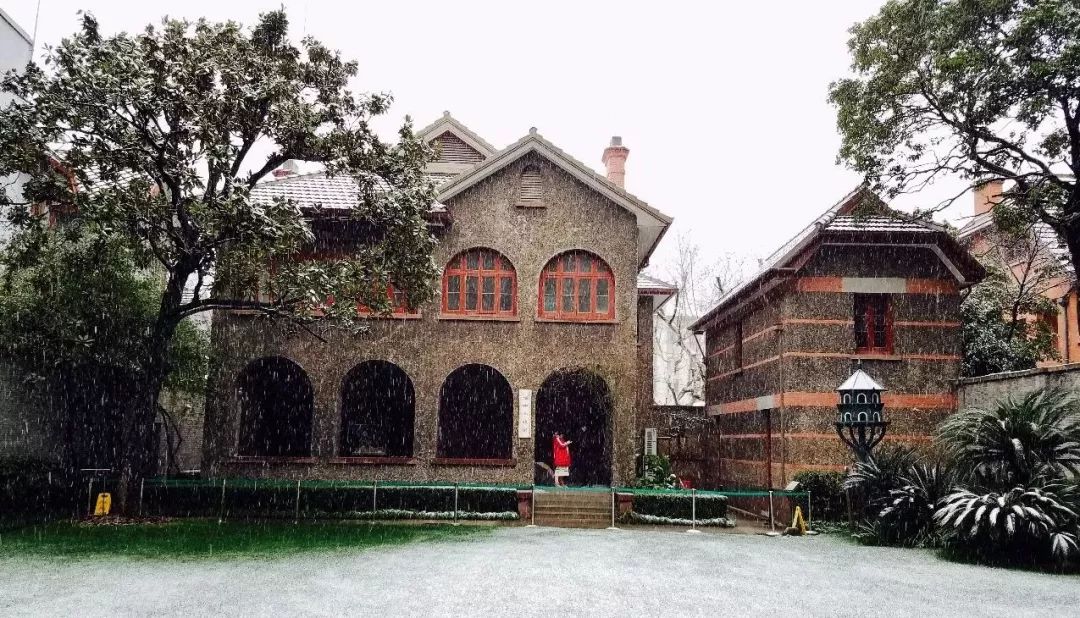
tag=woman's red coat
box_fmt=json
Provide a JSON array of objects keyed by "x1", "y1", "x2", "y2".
[{"x1": 553, "y1": 436, "x2": 571, "y2": 467}]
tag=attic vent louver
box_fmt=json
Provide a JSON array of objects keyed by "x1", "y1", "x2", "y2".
[
  {"x1": 517, "y1": 166, "x2": 543, "y2": 207},
  {"x1": 434, "y1": 132, "x2": 484, "y2": 165}
]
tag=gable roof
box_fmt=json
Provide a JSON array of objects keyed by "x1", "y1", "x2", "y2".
[
  {"x1": 958, "y1": 211, "x2": 1073, "y2": 276},
  {"x1": 690, "y1": 185, "x2": 984, "y2": 332},
  {"x1": 417, "y1": 111, "x2": 497, "y2": 158},
  {"x1": 436, "y1": 128, "x2": 673, "y2": 268}
]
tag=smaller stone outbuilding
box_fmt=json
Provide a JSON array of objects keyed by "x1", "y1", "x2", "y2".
[{"x1": 691, "y1": 187, "x2": 984, "y2": 488}]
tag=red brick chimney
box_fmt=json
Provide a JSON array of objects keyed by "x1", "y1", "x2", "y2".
[
  {"x1": 602, "y1": 136, "x2": 629, "y2": 189},
  {"x1": 974, "y1": 179, "x2": 1004, "y2": 216},
  {"x1": 272, "y1": 159, "x2": 300, "y2": 179}
]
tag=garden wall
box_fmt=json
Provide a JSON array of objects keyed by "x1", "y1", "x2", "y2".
[{"x1": 956, "y1": 363, "x2": 1080, "y2": 410}]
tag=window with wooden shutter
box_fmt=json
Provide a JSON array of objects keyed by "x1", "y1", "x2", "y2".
[
  {"x1": 854, "y1": 293, "x2": 893, "y2": 353},
  {"x1": 517, "y1": 166, "x2": 543, "y2": 207}
]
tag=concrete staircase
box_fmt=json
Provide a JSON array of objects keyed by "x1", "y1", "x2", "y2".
[{"x1": 532, "y1": 489, "x2": 612, "y2": 528}]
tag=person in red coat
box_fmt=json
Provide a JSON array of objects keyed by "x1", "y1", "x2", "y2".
[{"x1": 552, "y1": 432, "x2": 572, "y2": 486}]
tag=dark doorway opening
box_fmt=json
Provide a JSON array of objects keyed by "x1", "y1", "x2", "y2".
[
  {"x1": 535, "y1": 369, "x2": 612, "y2": 486},
  {"x1": 437, "y1": 364, "x2": 513, "y2": 459},
  {"x1": 237, "y1": 357, "x2": 313, "y2": 457},
  {"x1": 340, "y1": 360, "x2": 415, "y2": 457}
]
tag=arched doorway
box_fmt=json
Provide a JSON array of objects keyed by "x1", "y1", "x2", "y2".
[
  {"x1": 236, "y1": 356, "x2": 314, "y2": 457},
  {"x1": 340, "y1": 360, "x2": 415, "y2": 457},
  {"x1": 535, "y1": 369, "x2": 612, "y2": 486},
  {"x1": 438, "y1": 364, "x2": 513, "y2": 459}
]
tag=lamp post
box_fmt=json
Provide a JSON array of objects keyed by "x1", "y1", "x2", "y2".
[{"x1": 834, "y1": 367, "x2": 888, "y2": 461}]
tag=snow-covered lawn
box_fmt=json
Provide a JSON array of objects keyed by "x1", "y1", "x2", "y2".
[{"x1": 1, "y1": 526, "x2": 1076, "y2": 616}]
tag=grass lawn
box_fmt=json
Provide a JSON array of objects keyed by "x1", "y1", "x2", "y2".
[{"x1": 0, "y1": 519, "x2": 487, "y2": 560}]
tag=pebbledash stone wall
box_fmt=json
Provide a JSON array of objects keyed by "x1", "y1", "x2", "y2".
[
  {"x1": 957, "y1": 363, "x2": 1080, "y2": 411},
  {"x1": 706, "y1": 245, "x2": 963, "y2": 488},
  {"x1": 202, "y1": 153, "x2": 644, "y2": 485}
]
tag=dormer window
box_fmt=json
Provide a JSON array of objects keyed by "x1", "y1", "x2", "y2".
[{"x1": 517, "y1": 165, "x2": 543, "y2": 207}]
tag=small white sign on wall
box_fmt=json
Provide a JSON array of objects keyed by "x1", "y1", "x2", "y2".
[{"x1": 518, "y1": 389, "x2": 533, "y2": 438}]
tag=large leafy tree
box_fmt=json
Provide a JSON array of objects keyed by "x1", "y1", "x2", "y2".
[
  {"x1": 830, "y1": 0, "x2": 1080, "y2": 276},
  {"x1": 961, "y1": 223, "x2": 1061, "y2": 376},
  {"x1": 0, "y1": 11, "x2": 438, "y2": 510}
]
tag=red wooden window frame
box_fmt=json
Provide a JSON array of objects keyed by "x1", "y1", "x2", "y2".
[
  {"x1": 356, "y1": 285, "x2": 417, "y2": 316},
  {"x1": 538, "y1": 251, "x2": 615, "y2": 322},
  {"x1": 854, "y1": 293, "x2": 893, "y2": 353},
  {"x1": 442, "y1": 248, "x2": 517, "y2": 317}
]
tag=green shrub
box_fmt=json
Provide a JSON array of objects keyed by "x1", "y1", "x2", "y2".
[
  {"x1": 631, "y1": 494, "x2": 727, "y2": 520},
  {"x1": 0, "y1": 460, "x2": 80, "y2": 527},
  {"x1": 935, "y1": 484, "x2": 1080, "y2": 566},
  {"x1": 857, "y1": 461, "x2": 955, "y2": 548},
  {"x1": 792, "y1": 470, "x2": 846, "y2": 522},
  {"x1": 635, "y1": 454, "x2": 677, "y2": 488},
  {"x1": 143, "y1": 481, "x2": 518, "y2": 520},
  {"x1": 937, "y1": 388, "x2": 1080, "y2": 487}
]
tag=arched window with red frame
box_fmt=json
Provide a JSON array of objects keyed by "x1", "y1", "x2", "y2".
[
  {"x1": 442, "y1": 248, "x2": 517, "y2": 317},
  {"x1": 538, "y1": 251, "x2": 615, "y2": 322}
]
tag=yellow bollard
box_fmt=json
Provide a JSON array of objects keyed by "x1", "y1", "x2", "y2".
[{"x1": 93, "y1": 492, "x2": 112, "y2": 516}]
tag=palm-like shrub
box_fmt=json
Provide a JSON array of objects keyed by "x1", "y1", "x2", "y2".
[
  {"x1": 937, "y1": 389, "x2": 1080, "y2": 487},
  {"x1": 844, "y1": 444, "x2": 918, "y2": 512},
  {"x1": 935, "y1": 484, "x2": 1080, "y2": 564},
  {"x1": 872, "y1": 461, "x2": 957, "y2": 547}
]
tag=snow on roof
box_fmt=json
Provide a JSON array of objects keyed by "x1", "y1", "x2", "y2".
[
  {"x1": 837, "y1": 368, "x2": 886, "y2": 392},
  {"x1": 249, "y1": 172, "x2": 448, "y2": 213},
  {"x1": 637, "y1": 273, "x2": 677, "y2": 294},
  {"x1": 690, "y1": 186, "x2": 979, "y2": 332}
]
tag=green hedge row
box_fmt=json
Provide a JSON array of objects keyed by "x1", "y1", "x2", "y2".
[
  {"x1": 631, "y1": 494, "x2": 728, "y2": 520},
  {"x1": 0, "y1": 463, "x2": 82, "y2": 527},
  {"x1": 142, "y1": 483, "x2": 519, "y2": 519}
]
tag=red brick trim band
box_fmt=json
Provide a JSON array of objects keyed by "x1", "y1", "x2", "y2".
[{"x1": 712, "y1": 391, "x2": 957, "y2": 414}]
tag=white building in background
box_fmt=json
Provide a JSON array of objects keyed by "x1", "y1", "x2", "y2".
[
  {"x1": 0, "y1": 7, "x2": 32, "y2": 245},
  {"x1": 653, "y1": 311, "x2": 705, "y2": 407}
]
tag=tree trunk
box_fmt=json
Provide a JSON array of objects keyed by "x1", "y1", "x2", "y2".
[
  {"x1": 113, "y1": 350, "x2": 169, "y2": 516},
  {"x1": 113, "y1": 266, "x2": 189, "y2": 515}
]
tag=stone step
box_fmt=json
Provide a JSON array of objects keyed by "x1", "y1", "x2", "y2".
[
  {"x1": 533, "y1": 508, "x2": 611, "y2": 517},
  {"x1": 534, "y1": 517, "x2": 611, "y2": 529}
]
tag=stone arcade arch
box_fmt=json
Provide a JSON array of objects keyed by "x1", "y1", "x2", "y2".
[
  {"x1": 339, "y1": 360, "x2": 415, "y2": 457},
  {"x1": 534, "y1": 368, "x2": 612, "y2": 486},
  {"x1": 236, "y1": 356, "x2": 314, "y2": 457},
  {"x1": 437, "y1": 364, "x2": 513, "y2": 460}
]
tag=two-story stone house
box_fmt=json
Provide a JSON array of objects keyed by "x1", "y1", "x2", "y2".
[
  {"x1": 691, "y1": 187, "x2": 983, "y2": 488},
  {"x1": 200, "y1": 113, "x2": 674, "y2": 486}
]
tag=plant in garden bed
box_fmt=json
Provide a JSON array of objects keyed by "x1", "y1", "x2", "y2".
[
  {"x1": 935, "y1": 485, "x2": 1080, "y2": 569},
  {"x1": 792, "y1": 470, "x2": 846, "y2": 523},
  {"x1": 853, "y1": 461, "x2": 955, "y2": 548},
  {"x1": 635, "y1": 455, "x2": 678, "y2": 488},
  {"x1": 932, "y1": 389, "x2": 1080, "y2": 567}
]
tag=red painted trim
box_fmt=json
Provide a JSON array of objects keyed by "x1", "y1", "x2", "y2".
[
  {"x1": 537, "y1": 251, "x2": 616, "y2": 322},
  {"x1": 438, "y1": 314, "x2": 521, "y2": 322},
  {"x1": 442, "y1": 248, "x2": 518, "y2": 318},
  {"x1": 431, "y1": 458, "x2": 517, "y2": 467}
]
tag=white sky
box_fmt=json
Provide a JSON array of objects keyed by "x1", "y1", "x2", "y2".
[{"x1": 3, "y1": 0, "x2": 973, "y2": 276}]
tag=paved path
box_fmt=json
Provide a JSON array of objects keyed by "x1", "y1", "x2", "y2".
[{"x1": 1, "y1": 527, "x2": 1077, "y2": 616}]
